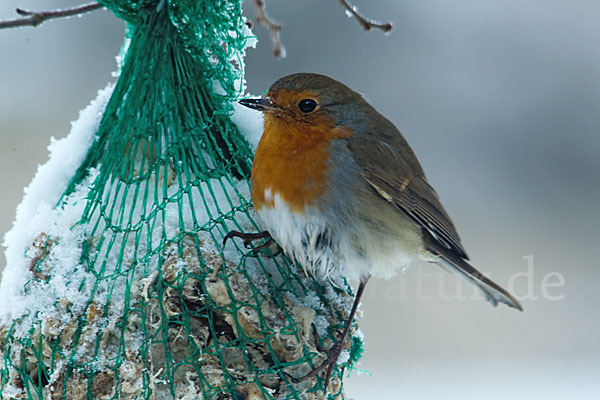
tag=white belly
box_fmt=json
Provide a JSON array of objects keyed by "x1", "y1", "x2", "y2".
[{"x1": 257, "y1": 191, "x2": 426, "y2": 282}]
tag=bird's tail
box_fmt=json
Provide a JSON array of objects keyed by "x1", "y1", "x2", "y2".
[{"x1": 426, "y1": 241, "x2": 523, "y2": 311}]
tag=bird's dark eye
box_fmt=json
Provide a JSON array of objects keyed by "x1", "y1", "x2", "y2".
[{"x1": 298, "y1": 99, "x2": 317, "y2": 113}]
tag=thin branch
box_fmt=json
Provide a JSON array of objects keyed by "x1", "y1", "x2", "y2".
[
  {"x1": 0, "y1": 2, "x2": 103, "y2": 30},
  {"x1": 339, "y1": 0, "x2": 393, "y2": 33},
  {"x1": 253, "y1": 0, "x2": 285, "y2": 58}
]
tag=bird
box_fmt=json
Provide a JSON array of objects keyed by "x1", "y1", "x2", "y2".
[{"x1": 225, "y1": 72, "x2": 522, "y2": 388}]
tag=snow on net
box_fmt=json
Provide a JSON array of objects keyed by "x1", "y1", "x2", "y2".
[{"x1": 0, "y1": 1, "x2": 363, "y2": 399}]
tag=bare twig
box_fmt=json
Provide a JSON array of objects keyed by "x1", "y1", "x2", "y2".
[
  {"x1": 253, "y1": 0, "x2": 285, "y2": 58},
  {"x1": 339, "y1": 0, "x2": 393, "y2": 33},
  {"x1": 0, "y1": 2, "x2": 103, "y2": 30}
]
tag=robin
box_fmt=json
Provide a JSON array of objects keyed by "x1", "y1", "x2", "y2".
[{"x1": 226, "y1": 72, "x2": 522, "y2": 387}]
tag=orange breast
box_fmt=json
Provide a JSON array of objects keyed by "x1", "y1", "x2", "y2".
[{"x1": 251, "y1": 114, "x2": 352, "y2": 214}]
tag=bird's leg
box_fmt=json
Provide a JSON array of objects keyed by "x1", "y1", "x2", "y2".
[
  {"x1": 223, "y1": 230, "x2": 280, "y2": 255},
  {"x1": 288, "y1": 278, "x2": 369, "y2": 390}
]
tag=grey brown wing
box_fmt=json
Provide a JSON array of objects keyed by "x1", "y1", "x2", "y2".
[
  {"x1": 347, "y1": 129, "x2": 523, "y2": 310},
  {"x1": 348, "y1": 134, "x2": 469, "y2": 260},
  {"x1": 363, "y1": 170, "x2": 469, "y2": 259}
]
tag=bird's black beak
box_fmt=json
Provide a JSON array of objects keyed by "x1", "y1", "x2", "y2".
[{"x1": 238, "y1": 97, "x2": 274, "y2": 112}]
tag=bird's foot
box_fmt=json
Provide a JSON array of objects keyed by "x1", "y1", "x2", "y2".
[
  {"x1": 223, "y1": 230, "x2": 281, "y2": 256},
  {"x1": 285, "y1": 327, "x2": 347, "y2": 390},
  {"x1": 285, "y1": 280, "x2": 368, "y2": 391}
]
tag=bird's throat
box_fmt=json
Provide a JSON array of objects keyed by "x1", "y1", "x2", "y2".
[{"x1": 251, "y1": 115, "x2": 352, "y2": 213}]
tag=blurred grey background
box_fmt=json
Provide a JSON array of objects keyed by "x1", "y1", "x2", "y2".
[{"x1": 1, "y1": 1, "x2": 599, "y2": 398}]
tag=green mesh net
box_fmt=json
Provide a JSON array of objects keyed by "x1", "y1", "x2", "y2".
[{"x1": 0, "y1": 1, "x2": 363, "y2": 399}]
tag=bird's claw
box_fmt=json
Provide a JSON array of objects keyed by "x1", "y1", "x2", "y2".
[
  {"x1": 284, "y1": 324, "x2": 346, "y2": 389},
  {"x1": 223, "y1": 230, "x2": 280, "y2": 255}
]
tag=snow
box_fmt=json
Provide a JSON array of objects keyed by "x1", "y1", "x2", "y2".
[
  {"x1": 0, "y1": 84, "x2": 113, "y2": 323},
  {"x1": 231, "y1": 100, "x2": 264, "y2": 149},
  {"x1": 230, "y1": 18, "x2": 263, "y2": 150}
]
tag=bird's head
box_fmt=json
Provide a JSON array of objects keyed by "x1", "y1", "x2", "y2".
[{"x1": 239, "y1": 73, "x2": 369, "y2": 132}]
